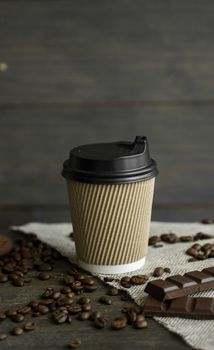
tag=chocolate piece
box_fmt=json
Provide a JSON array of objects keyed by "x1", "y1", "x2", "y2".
[
  {"x1": 144, "y1": 266, "x2": 214, "y2": 300},
  {"x1": 143, "y1": 295, "x2": 214, "y2": 319}
]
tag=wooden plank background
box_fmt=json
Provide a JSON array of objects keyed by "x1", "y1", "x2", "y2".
[{"x1": 0, "y1": 0, "x2": 214, "y2": 217}]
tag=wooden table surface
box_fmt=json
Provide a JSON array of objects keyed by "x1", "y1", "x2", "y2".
[{"x1": 1, "y1": 1, "x2": 214, "y2": 348}]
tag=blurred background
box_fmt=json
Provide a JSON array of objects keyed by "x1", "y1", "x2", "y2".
[{"x1": 0, "y1": 1, "x2": 214, "y2": 227}]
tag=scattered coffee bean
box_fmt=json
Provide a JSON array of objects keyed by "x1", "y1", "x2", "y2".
[
  {"x1": 67, "y1": 305, "x2": 82, "y2": 314},
  {"x1": 11, "y1": 314, "x2": 25, "y2": 323},
  {"x1": 68, "y1": 339, "x2": 81, "y2": 349},
  {"x1": 61, "y1": 286, "x2": 72, "y2": 294},
  {"x1": 107, "y1": 287, "x2": 119, "y2": 296},
  {"x1": 34, "y1": 304, "x2": 49, "y2": 315},
  {"x1": 111, "y1": 317, "x2": 127, "y2": 330},
  {"x1": 0, "y1": 274, "x2": 8, "y2": 283},
  {"x1": 201, "y1": 218, "x2": 214, "y2": 224},
  {"x1": 52, "y1": 309, "x2": 68, "y2": 324},
  {"x1": 186, "y1": 241, "x2": 214, "y2": 261},
  {"x1": 103, "y1": 277, "x2": 114, "y2": 282},
  {"x1": 38, "y1": 272, "x2": 51, "y2": 281},
  {"x1": 99, "y1": 296, "x2": 112, "y2": 305},
  {"x1": 24, "y1": 321, "x2": 36, "y2": 331},
  {"x1": 12, "y1": 278, "x2": 24, "y2": 287},
  {"x1": 149, "y1": 236, "x2": 161, "y2": 246},
  {"x1": 164, "y1": 267, "x2": 171, "y2": 273},
  {"x1": 5, "y1": 309, "x2": 17, "y2": 317},
  {"x1": 180, "y1": 236, "x2": 193, "y2": 242},
  {"x1": 90, "y1": 311, "x2": 103, "y2": 321},
  {"x1": 120, "y1": 276, "x2": 131, "y2": 288},
  {"x1": 94, "y1": 316, "x2": 107, "y2": 329},
  {"x1": 130, "y1": 275, "x2": 148, "y2": 285},
  {"x1": 11, "y1": 326, "x2": 23, "y2": 336},
  {"x1": 37, "y1": 263, "x2": 53, "y2": 271},
  {"x1": 81, "y1": 303, "x2": 92, "y2": 312},
  {"x1": 64, "y1": 275, "x2": 75, "y2": 285},
  {"x1": 0, "y1": 312, "x2": 6, "y2": 321},
  {"x1": 78, "y1": 297, "x2": 91, "y2": 305},
  {"x1": 134, "y1": 315, "x2": 148, "y2": 329},
  {"x1": 153, "y1": 267, "x2": 164, "y2": 277},
  {"x1": 0, "y1": 331, "x2": 7, "y2": 340},
  {"x1": 17, "y1": 305, "x2": 31, "y2": 315},
  {"x1": 78, "y1": 311, "x2": 90, "y2": 321}
]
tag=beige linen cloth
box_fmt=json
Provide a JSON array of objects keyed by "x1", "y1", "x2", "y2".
[{"x1": 10, "y1": 221, "x2": 214, "y2": 350}]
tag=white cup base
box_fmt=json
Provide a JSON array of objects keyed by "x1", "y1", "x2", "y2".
[{"x1": 78, "y1": 257, "x2": 146, "y2": 275}]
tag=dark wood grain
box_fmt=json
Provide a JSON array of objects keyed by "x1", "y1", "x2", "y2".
[
  {"x1": 1, "y1": 0, "x2": 214, "y2": 103},
  {"x1": 0, "y1": 106, "x2": 213, "y2": 206},
  {"x1": 0, "y1": 210, "x2": 192, "y2": 350}
]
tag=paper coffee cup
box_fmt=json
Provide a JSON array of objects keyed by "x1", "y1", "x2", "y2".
[{"x1": 62, "y1": 136, "x2": 158, "y2": 274}]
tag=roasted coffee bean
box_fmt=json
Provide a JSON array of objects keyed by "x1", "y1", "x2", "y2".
[
  {"x1": 36, "y1": 263, "x2": 53, "y2": 271},
  {"x1": 164, "y1": 267, "x2": 171, "y2": 273},
  {"x1": 56, "y1": 297, "x2": 73, "y2": 307},
  {"x1": 24, "y1": 321, "x2": 36, "y2": 331},
  {"x1": 153, "y1": 267, "x2": 164, "y2": 277},
  {"x1": 90, "y1": 311, "x2": 103, "y2": 321},
  {"x1": 74, "y1": 273, "x2": 86, "y2": 281},
  {"x1": 94, "y1": 316, "x2": 107, "y2": 329},
  {"x1": 201, "y1": 218, "x2": 214, "y2": 224},
  {"x1": 68, "y1": 339, "x2": 81, "y2": 349},
  {"x1": 38, "y1": 272, "x2": 51, "y2": 280},
  {"x1": 191, "y1": 243, "x2": 201, "y2": 251},
  {"x1": 12, "y1": 278, "x2": 24, "y2": 287},
  {"x1": 12, "y1": 326, "x2": 23, "y2": 336},
  {"x1": 130, "y1": 275, "x2": 148, "y2": 285},
  {"x1": 0, "y1": 274, "x2": 8, "y2": 283},
  {"x1": 81, "y1": 303, "x2": 92, "y2": 312},
  {"x1": 188, "y1": 257, "x2": 197, "y2": 262},
  {"x1": 28, "y1": 300, "x2": 39, "y2": 309},
  {"x1": 103, "y1": 277, "x2": 115, "y2": 282},
  {"x1": 78, "y1": 311, "x2": 90, "y2": 321},
  {"x1": 42, "y1": 287, "x2": 54, "y2": 298},
  {"x1": 34, "y1": 304, "x2": 49, "y2": 315},
  {"x1": 52, "y1": 310, "x2": 68, "y2": 324},
  {"x1": 82, "y1": 276, "x2": 95, "y2": 286},
  {"x1": 134, "y1": 315, "x2": 148, "y2": 329},
  {"x1": 5, "y1": 309, "x2": 17, "y2": 317},
  {"x1": 9, "y1": 273, "x2": 19, "y2": 281},
  {"x1": 149, "y1": 236, "x2": 161, "y2": 246},
  {"x1": 201, "y1": 243, "x2": 212, "y2": 252},
  {"x1": 186, "y1": 247, "x2": 198, "y2": 257},
  {"x1": 52, "y1": 292, "x2": 61, "y2": 300},
  {"x1": 67, "y1": 292, "x2": 75, "y2": 299},
  {"x1": 78, "y1": 297, "x2": 91, "y2": 305},
  {"x1": 64, "y1": 275, "x2": 75, "y2": 285},
  {"x1": 40, "y1": 299, "x2": 54, "y2": 306},
  {"x1": 71, "y1": 281, "x2": 83, "y2": 292},
  {"x1": 12, "y1": 314, "x2": 25, "y2": 323},
  {"x1": 180, "y1": 236, "x2": 193, "y2": 242},
  {"x1": 126, "y1": 308, "x2": 137, "y2": 324},
  {"x1": 107, "y1": 287, "x2": 119, "y2": 296},
  {"x1": 99, "y1": 296, "x2": 112, "y2": 305},
  {"x1": 61, "y1": 286, "x2": 72, "y2": 294},
  {"x1": 194, "y1": 232, "x2": 213, "y2": 240},
  {"x1": 0, "y1": 331, "x2": 7, "y2": 340},
  {"x1": 0, "y1": 312, "x2": 6, "y2": 321},
  {"x1": 111, "y1": 317, "x2": 127, "y2": 330},
  {"x1": 67, "y1": 305, "x2": 82, "y2": 314},
  {"x1": 83, "y1": 284, "x2": 97, "y2": 293},
  {"x1": 120, "y1": 276, "x2": 131, "y2": 288},
  {"x1": 17, "y1": 305, "x2": 31, "y2": 314}
]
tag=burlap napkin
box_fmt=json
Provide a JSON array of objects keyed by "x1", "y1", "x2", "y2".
[{"x1": 10, "y1": 221, "x2": 214, "y2": 350}]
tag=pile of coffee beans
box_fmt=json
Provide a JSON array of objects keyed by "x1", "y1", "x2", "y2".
[
  {"x1": 0, "y1": 234, "x2": 150, "y2": 348},
  {"x1": 186, "y1": 242, "x2": 214, "y2": 261},
  {"x1": 149, "y1": 231, "x2": 213, "y2": 247}
]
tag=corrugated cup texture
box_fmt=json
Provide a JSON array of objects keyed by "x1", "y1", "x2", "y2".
[{"x1": 67, "y1": 178, "x2": 155, "y2": 266}]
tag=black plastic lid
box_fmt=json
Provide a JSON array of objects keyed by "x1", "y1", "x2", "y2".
[{"x1": 61, "y1": 135, "x2": 158, "y2": 184}]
